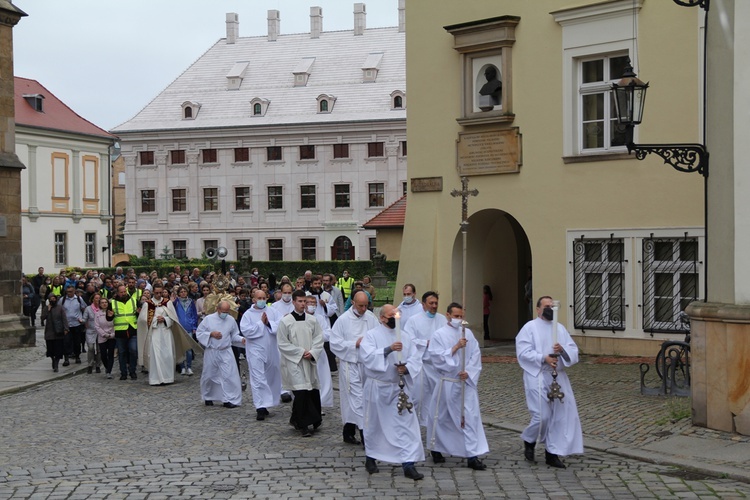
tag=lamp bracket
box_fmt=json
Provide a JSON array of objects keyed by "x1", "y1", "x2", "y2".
[
  {"x1": 673, "y1": 0, "x2": 709, "y2": 10},
  {"x1": 627, "y1": 142, "x2": 708, "y2": 177}
]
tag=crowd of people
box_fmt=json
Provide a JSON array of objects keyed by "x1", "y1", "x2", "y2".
[{"x1": 23, "y1": 264, "x2": 583, "y2": 478}]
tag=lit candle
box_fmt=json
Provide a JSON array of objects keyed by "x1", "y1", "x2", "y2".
[
  {"x1": 551, "y1": 300, "x2": 560, "y2": 346},
  {"x1": 395, "y1": 310, "x2": 402, "y2": 363}
]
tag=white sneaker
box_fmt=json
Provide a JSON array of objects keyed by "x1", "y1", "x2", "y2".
[
  {"x1": 181, "y1": 368, "x2": 187, "y2": 375},
  {"x1": 186, "y1": 368, "x2": 194, "y2": 376}
]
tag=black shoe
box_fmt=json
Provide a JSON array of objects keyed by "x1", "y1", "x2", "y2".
[
  {"x1": 52, "y1": 359, "x2": 59, "y2": 372},
  {"x1": 256, "y1": 409, "x2": 266, "y2": 421},
  {"x1": 75, "y1": 357, "x2": 82, "y2": 364},
  {"x1": 223, "y1": 402, "x2": 239, "y2": 408},
  {"x1": 120, "y1": 375, "x2": 127, "y2": 380},
  {"x1": 261, "y1": 408, "x2": 270, "y2": 415},
  {"x1": 281, "y1": 393, "x2": 292, "y2": 403},
  {"x1": 468, "y1": 457, "x2": 487, "y2": 471},
  {"x1": 81, "y1": 347, "x2": 86, "y2": 353},
  {"x1": 205, "y1": 401, "x2": 214, "y2": 406},
  {"x1": 301, "y1": 426, "x2": 312, "y2": 437},
  {"x1": 365, "y1": 457, "x2": 379, "y2": 474},
  {"x1": 95, "y1": 367, "x2": 101, "y2": 373},
  {"x1": 313, "y1": 421, "x2": 322, "y2": 430},
  {"x1": 343, "y1": 435, "x2": 360, "y2": 445},
  {"x1": 431, "y1": 451, "x2": 445, "y2": 463},
  {"x1": 524, "y1": 440, "x2": 536, "y2": 463},
  {"x1": 545, "y1": 450, "x2": 566, "y2": 469},
  {"x1": 360, "y1": 429, "x2": 366, "y2": 447},
  {"x1": 130, "y1": 373, "x2": 137, "y2": 380},
  {"x1": 87, "y1": 366, "x2": 93, "y2": 374},
  {"x1": 404, "y1": 467, "x2": 424, "y2": 480},
  {"x1": 62, "y1": 357, "x2": 70, "y2": 367}
]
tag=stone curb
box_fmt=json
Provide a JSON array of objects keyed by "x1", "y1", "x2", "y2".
[
  {"x1": 0, "y1": 364, "x2": 88, "y2": 397},
  {"x1": 483, "y1": 417, "x2": 750, "y2": 485}
]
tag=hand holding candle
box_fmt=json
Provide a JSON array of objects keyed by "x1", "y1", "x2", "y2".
[{"x1": 395, "y1": 310, "x2": 402, "y2": 363}]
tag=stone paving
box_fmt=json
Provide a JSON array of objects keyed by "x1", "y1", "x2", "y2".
[{"x1": 1, "y1": 343, "x2": 750, "y2": 498}]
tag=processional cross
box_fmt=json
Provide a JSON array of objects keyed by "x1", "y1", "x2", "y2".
[{"x1": 450, "y1": 176, "x2": 478, "y2": 428}]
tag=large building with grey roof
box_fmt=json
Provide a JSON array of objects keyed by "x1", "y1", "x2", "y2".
[{"x1": 112, "y1": 3, "x2": 406, "y2": 263}]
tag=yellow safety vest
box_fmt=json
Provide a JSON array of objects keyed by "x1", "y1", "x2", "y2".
[
  {"x1": 337, "y1": 277, "x2": 355, "y2": 299},
  {"x1": 112, "y1": 296, "x2": 139, "y2": 331},
  {"x1": 51, "y1": 285, "x2": 63, "y2": 297}
]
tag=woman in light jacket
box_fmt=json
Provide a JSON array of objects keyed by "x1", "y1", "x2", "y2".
[
  {"x1": 81, "y1": 293, "x2": 102, "y2": 374},
  {"x1": 94, "y1": 297, "x2": 116, "y2": 379}
]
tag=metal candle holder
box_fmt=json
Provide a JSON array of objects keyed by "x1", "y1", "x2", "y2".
[
  {"x1": 395, "y1": 363, "x2": 413, "y2": 415},
  {"x1": 547, "y1": 353, "x2": 565, "y2": 403}
]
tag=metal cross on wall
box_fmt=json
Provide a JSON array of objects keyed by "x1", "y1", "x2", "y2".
[{"x1": 451, "y1": 176, "x2": 479, "y2": 226}]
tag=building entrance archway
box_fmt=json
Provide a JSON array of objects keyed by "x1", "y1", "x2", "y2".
[
  {"x1": 331, "y1": 235, "x2": 354, "y2": 260},
  {"x1": 452, "y1": 209, "x2": 531, "y2": 340}
]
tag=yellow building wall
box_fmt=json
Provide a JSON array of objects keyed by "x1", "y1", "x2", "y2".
[
  {"x1": 399, "y1": 0, "x2": 704, "y2": 354},
  {"x1": 375, "y1": 228, "x2": 402, "y2": 261}
]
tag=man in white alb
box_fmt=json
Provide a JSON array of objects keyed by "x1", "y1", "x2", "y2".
[{"x1": 397, "y1": 284, "x2": 422, "y2": 327}]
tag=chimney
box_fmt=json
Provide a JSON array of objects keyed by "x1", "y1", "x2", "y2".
[
  {"x1": 268, "y1": 9, "x2": 280, "y2": 42},
  {"x1": 310, "y1": 7, "x2": 323, "y2": 39},
  {"x1": 398, "y1": 0, "x2": 405, "y2": 33},
  {"x1": 226, "y1": 13, "x2": 239, "y2": 44},
  {"x1": 354, "y1": 3, "x2": 366, "y2": 36}
]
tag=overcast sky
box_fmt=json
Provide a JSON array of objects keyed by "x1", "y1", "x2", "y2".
[{"x1": 12, "y1": 0, "x2": 399, "y2": 131}]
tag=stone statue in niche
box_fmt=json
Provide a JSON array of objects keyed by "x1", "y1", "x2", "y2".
[{"x1": 478, "y1": 65, "x2": 502, "y2": 111}]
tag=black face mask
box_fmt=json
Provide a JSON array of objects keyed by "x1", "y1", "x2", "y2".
[
  {"x1": 541, "y1": 307, "x2": 554, "y2": 321},
  {"x1": 49, "y1": 301, "x2": 57, "y2": 308},
  {"x1": 385, "y1": 317, "x2": 396, "y2": 329}
]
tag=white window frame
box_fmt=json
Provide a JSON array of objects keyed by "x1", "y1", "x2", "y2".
[
  {"x1": 84, "y1": 232, "x2": 97, "y2": 266},
  {"x1": 54, "y1": 232, "x2": 67, "y2": 266}
]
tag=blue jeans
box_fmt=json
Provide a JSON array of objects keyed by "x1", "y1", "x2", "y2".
[
  {"x1": 179, "y1": 349, "x2": 193, "y2": 370},
  {"x1": 116, "y1": 336, "x2": 138, "y2": 377}
]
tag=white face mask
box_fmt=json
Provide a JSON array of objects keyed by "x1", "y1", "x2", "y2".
[
  {"x1": 450, "y1": 317, "x2": 463, "y2": 328},
  {"x1": 219, "y1": 312, "x2": 228, "y2": 319},
  {"x1": 282, "y1": 293, "x2": 292, "y2": 303},
  {"x1": 255, "y1": 299, "x2": 267, "y2": 309},
  {"x1": 305, "y1": 305, "x2": 316, "y2": 315},
  {"x1": 403, "y1": 296, "x2": 415, "y2": 304}
]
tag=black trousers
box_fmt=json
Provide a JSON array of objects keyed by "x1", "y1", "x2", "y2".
[{"x1": 289, "y1": 389, "x2": 322, "y2": 429}]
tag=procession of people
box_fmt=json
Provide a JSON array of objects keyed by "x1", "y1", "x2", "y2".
[{"x1": 31, "y1": 265, "x2": 583, "y2": 478}]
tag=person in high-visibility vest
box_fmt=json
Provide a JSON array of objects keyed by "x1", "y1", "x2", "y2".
[
  {"x1": 50, "y1": 276, "x2": 64, "y2": 298},
  {"x1": 337, "y1": 270, "x2": 355, "y2": 300},
  {"x1": 108, "y1": 285, "x2": 140, "y2": 380}
]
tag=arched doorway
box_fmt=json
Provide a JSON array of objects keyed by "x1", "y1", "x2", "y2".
[
  {"x1": 331, "y1": 236, "x2": 354, "y2": 260},
  {"x1": 452, "y1": 209, "x2": 531, "y2": 340}
]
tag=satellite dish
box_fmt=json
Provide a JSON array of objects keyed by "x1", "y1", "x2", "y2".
[
  {"x1": 217, "y1": 247, "x2": 228, "y2": 259},
  {"x1": 206, "y1": 247, "x2": 217, "y2": 259}
]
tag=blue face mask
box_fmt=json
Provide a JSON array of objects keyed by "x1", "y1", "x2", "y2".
[
  {"x1": 255, "y1": 300, "x2": 267, "y2": 309},
  {"x1": 426, "y1": 311, "x2": 436, "y2": 318},
  {"x1": 219, "y1": 312, "x2": 228, "y2": 319}
]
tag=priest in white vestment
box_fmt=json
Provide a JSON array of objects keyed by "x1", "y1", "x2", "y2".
[
  {"x1": 277, "y1": 290, "x2": 325, "y2": 437},
  {"x1": 305, "y1": 294, "x2": 334, "y2": 407},
  {"x1": 397, "y1": 284, "x2": 422, "y2": 327},
  {"x1": 138, "y1": 285, "x2": 202, "y2": 386},
  {"x1": 196, "y1": 301, "x2": 245, "y2": 408},
  {"x1": 403, "y1": 291, "x2": 446, "y2": 427},
  {"x1": 330, "y1": 290, "x2": 378, "y2": 445},
  {"x1": 360, "y1": 304, "x2": 425, "y2": 480},
  {"x1": 240, "y1": 288, "x2": 282, "y2": 421},
  {"x1": 270, "y1": 283, "x2": 295, "y2": 403},
  {"x1": 427, "y1": 302, "x2": 489, "y2": 470},
  {"x1": 516, "y1": 296, "x2": 583, "y2": 469}
]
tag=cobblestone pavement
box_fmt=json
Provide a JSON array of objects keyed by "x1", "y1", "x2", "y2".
[{"x1": 1, "y1": 353, "x2": 750, "y2": 498}]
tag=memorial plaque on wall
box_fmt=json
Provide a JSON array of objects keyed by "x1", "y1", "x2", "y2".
[
  {"x1": 456, "y1": 128, "x2": 522, "y2": 176},
  {"x1": 411, "y1": 177, "x2": 443, "y2": 193}
]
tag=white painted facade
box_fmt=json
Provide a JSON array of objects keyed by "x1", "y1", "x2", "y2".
[
  {"x1": 113, "y1": 6, "x2": 406, "y2": 262},
  {"x1": 18, "y1": 129, "x2": 113, "y2": 274}
]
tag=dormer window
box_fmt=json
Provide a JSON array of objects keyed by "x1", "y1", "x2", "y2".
[
  {"x1": 181, "y1": 101, "x2": 201, "y2": 120},
  {"x1": 317, "y1": 94, "x2": 336, "y2": 114},
  {"x1": 250, "y1": 97, "x2": 270, "y2": 117},
  {"x1": 226, "y1": 61, "x2": 249, "y2": 91},
  {"x1": 293, "y1": 57, "x2": 316, "y2": 87},
  {"x1": 390, "y1": 90, "x2": 406, "y2": 110},
  {"x1": 362, "y1": 52, "x2": 384, "y2": 83},
  {"x1": 23, "y1": 94, "x2": 44, "y2": 112}
]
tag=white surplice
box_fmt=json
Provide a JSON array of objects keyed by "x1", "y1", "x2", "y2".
[
  {"x1": 403, "y1": 311, "x2": 447, "y2": 427},
  {"x1": 240, "y1": 305, "x2": 282, "y2": 409},
  {"x1": 146, "y1": 303, "x2": 176, "y2": 385},
  {"x1": 427, "y1": 324, "x2": 489, "y2": 458},
  {"x1": 329, "y1": 307, "x2": 378, "y2": 428},
  {"x1": 271, "y1": 298, "x2": 295, "y2": 316},
  {"x1": 360, "y1": 323, "x2": 425, "y2": 464},
  {"x1": 397, "y1": 298, "x2": 422, "y2": 327},
  {"x1": 196, "y1": 312, "x2": 244, "y2": 405},
  {"x1": 277, "y1": 313, "x2": 324, "y2": 391},
  {"x1": 309, "y1": 304, "x2": 334, "y2": 407},
  {"x1": 516, "y1": 317, "x2": 584, "y2": 457}
]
